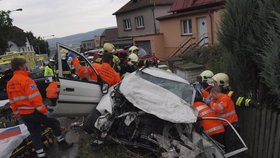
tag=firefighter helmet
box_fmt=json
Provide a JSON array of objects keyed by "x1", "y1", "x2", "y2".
[
  {"x1": 200, "y1": 70, "x2": 214, "y2": 84},
  {"x1": 129, "y1": 46, "x2": 139, "y2": 54},
  {"x1": 128, "y1": 53, "x2": 139, "y2": 65},
  {"x1": 103, "y1": 43, "x2": 116, "y2": 53},
  {"x1": 212, "y1": 73, "x2": 229, "y2": 88}
]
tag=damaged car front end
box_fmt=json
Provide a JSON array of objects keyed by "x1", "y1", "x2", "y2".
[{"x1": 83, "y1": 67, "x2": 247, "y2": 158}]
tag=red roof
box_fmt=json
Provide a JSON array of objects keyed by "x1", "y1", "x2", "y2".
[
  {"x1": 169, "y1": 0, "x2": 224, "y2": 12},
  {"x1": 113, "y1": 0, "x2": 173, "y2": 15}
]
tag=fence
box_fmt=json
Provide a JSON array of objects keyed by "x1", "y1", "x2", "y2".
[{"x1": 237, "y1": 107, "x2": 280, "y2": 158}]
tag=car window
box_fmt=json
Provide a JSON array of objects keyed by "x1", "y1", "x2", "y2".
[
  {"x1": 58, "y1": 46, "x2": 97, "y2": 82},
  {"x1": 136, "y1": 72, "x2": 194, "y2": 104},
  {"x1": 137, "y1": 48, "x2": 148, "y2": 58}
]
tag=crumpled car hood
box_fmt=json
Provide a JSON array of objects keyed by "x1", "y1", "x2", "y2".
[{"x1": 120, "y1": 68, "x2": 197, "y2": 123}]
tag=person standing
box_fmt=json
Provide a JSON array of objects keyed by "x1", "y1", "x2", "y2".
[
  {"x1": 7, "y1": 58, "x2": 72, "y2": 158},
  {"x1": 204, "y1": 86, "x2": 239, "y2": 152}
]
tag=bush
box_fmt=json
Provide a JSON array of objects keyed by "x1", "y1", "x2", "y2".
[
  {"x1": 182, "y1": 44, "x2": 226, "y2": 74},
  {"x1": 218, "y1": 0, "x2": 280, "y2": 104}
]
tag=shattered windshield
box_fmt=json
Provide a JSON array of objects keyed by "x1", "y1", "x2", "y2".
[{"x1": 136, "y1": 71, "x2": 194, "y2": 103}]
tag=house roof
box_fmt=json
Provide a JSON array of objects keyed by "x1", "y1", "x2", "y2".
[
  {"x1": 157, "y1": 5, "x2": 223, "y2": 20},
  {"x1": 9, "y1": 26, "x2": 26, "y2": 47},
  {"x1": 101, "y1": 27, "x2": 119, "y2": 41},
  {"x1": 113, "y1": 0, "x2": 174, "y2": 15},
  {"x1": 169, "y1": 0, "x2": 225, "y2": 13}
]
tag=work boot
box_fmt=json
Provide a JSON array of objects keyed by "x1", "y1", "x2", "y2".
[{"x1": 58, "y1": 140, "x2": 73, "y2": 150}]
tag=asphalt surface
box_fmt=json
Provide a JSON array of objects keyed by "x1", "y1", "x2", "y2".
[{"x1": 46, "y1": 117, "x2": 81, "y2": 158}]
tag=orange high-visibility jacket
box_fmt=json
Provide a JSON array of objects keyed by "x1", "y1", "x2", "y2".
[
  {"x1": 193, "y1": 102, "x2": 225, "y2": 136},
  {"x1": 201, "y1": 85, "x2": 212, "y2": 98},
  {"x1": 72, "y1": 57, "x2": 121, "y2": 86},
  {"x1": 7, "y1": 70, "x2": 48, "y2": 116},
  {"x1": 46, "y1": 82, "x2": 59, "y2": 99},
  {"x1": 209, "y1": 94, "x2": 238, "y2": 124}
]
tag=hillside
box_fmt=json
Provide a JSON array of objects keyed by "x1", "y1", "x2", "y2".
[{"x1": 47, "y1": 28, "x2": 106, "y2": 48}]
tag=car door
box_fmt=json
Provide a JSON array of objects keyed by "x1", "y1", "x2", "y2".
[{"x1": 52, "y1": 44, "x2": 103, "y2": 116}]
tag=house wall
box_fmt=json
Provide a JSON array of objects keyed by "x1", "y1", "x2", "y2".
[
  {"x1": 159, "y1": 9, "x2": 223, "y2": 60},
  {"x1": 94, "y1": 36, "x2": 102, "y2": 48},
  {"x1": 81, "y1": 40, "x2": 95, "y2": 50},
  {"x1": 133, "y1": 34, "x2": 164, "y2": 59},
  {"x1": 8, "y1": 41, "x2": 20, "y2": 52},
  {"x1": 154, "y1": 6, "x2": 172, "y2": 33},
  {"x1": 116, "y1": 6, "x2": 171, "y2": 38}
]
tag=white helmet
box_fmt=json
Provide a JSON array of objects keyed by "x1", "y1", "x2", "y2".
[
  {"x1": 128, "y1": 53, "x2": 139, "y2": 65},
  {"x1": 200, "y1": 70, "x2": 214, "y2": 84},
  {"x1": 212, "y1": 73, "x2": 230, "y2": 88},
  {"x1": 129, "y1": 46, "x2": 139, "y2": 54},
  {"x1": 103, "y1": 43, "x2": 116, "y2": 54}
]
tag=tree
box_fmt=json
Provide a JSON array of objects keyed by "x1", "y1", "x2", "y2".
[
  {"x1": 0, "y1": 10, "x2": 13, "y2": 55},
  {"x1": 218, "y1": 0, "x2": 280, "y2": 104},
  {"x1": 26, "y1": 31, "x2": 50, "y2": 54}
]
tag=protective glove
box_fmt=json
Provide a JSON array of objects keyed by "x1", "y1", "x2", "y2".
[{"x1": 204, "y1": 98, "x2": 211, "y2": 105}]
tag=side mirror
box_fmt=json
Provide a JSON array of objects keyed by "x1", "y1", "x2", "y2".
[{"x1": 102, "y1": 83, "x2": 109, "y2": 94}]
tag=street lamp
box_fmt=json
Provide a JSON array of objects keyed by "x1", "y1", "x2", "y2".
[{"x1": 7, "y1": 8, "x2": 23, "y2": 14}]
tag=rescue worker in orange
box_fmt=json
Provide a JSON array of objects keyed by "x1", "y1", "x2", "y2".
[
  {"x1": 7, "y1": 58, "x2": 72, "y2": 158},
  {"x1": 193, "y1": 90, "x2": 225, "y2": 144},
  {"x1": 70, "y1": 52, "x2": 121, "y2": 86},
  {"x1": 46, "y1": 79, "x2": 60, "y2": 112},
  {"x1": 204, "y1": 86, "x2": 239, "y2": 152}
]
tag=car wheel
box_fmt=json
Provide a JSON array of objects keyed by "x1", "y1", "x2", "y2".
[{"x1": 83, "y1": 108, "x2": 101, "y2": 135}]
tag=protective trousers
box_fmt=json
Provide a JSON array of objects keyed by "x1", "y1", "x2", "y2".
[{"x1": 20, "y1": 110, "x2": 62, "y2": 150}]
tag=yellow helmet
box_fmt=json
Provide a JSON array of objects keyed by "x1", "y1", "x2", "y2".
[
  {"x1": 103, "y1": 43, "x2": 116, "y2": 53},
  {"x1": 129, "y1": 46, "x2": 139, "y2": 54},
  {"x1": 212, "y1": 73, "x2": 229, "y2": 88},
  {"x1": 200, "y1": 70, "x2": 214, "y2": 84}
]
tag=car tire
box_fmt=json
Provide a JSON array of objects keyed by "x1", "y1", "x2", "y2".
[{"x1": 83, "y1": 108, "x2": 101, "y2": 135}]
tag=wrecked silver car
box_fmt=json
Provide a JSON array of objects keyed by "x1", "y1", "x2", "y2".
[{"x1": 83, "y1": 67, "x2": 247, "y2": 158}]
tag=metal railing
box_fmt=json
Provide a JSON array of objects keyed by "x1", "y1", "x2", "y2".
[{"x1": 169, "y1": 33, "x2": 209, "y2": 58}]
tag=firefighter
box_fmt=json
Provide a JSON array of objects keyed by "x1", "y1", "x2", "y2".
[
  {"x1": 46, "y1": 79, "x2": 59, "y2": 112},
  {"x1": 71, "y1": 51, "x2": 121, "y2": 86},
  {"x1": 6, "y1": 58, "x2": 72, "y2": 158},
  {"x1": 204, "y1": 86, "x2": 239, "y2": 152},
  {"x1": 212, "y1": 73, "x2": 256, "y2": 107},
  {"x1": 43, "y1": 62, "x2": 54, "y2": 77},
  {"x1": 196, "y1": 70, "x2": 214, "y2": 98},
  {"x1": 127, "y1": 46, "x2": 139, "y2": 73},
  {"x1": 193, "y1": 90, "x2": 225, "y2": 144},
  {"x1": 103, "y1": 43, "x2": 121, "y2": 72}
]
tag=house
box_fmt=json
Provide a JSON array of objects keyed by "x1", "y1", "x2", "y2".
[
  {"x1": 99, "y1": 27, "x2": 119, "y2": 47},
  {"x1": 8, "y1": 26, "x2": 34, "y2": 52},
  {"x1": 113, "y1": 0, "x2": 173, "y2": 52},
  {"x1": 157, "y1": 0, "x2": 225, "y2": 59},
  {"x1": 81, "y1": 39, "x2": 95, "y2": 51}
]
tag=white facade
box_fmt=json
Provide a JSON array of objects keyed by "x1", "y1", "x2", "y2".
[{"x1": 8, "y1": 37, "x2": 34, "y2": 52}]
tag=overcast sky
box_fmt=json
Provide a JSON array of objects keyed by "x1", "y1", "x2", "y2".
[{"x1": 0, "y1": 0, "x2": 129, "y2": 38}]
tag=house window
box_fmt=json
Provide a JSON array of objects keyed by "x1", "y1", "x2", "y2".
[
  {"x1": 135, "y1": 16, "x2": 144, "y2": 28},
  {"x1": 123, "y1": 19, "x2": 132, "y2": 30},
  {"x1": 83, "y1": 43, "x2": 86, "y2": 48},
  {"x1": 182, "y1": 19, "x2": 192, "y2": 35}
]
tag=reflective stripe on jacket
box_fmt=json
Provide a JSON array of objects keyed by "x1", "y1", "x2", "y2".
[
  {"x1": 7, "y1": 70, "x2": 48, "y2": 116},
  {"x1": 46, "y1": 82, "x2": 59, "y2": 99},
  {"x1": 209, "y1": 94, "x2": 238, "y2": 124},
  {"x1": 72, "y1": 57, "x2": 121, "y2": 86},
  {"x1": 193, "y1": 102, "x2": 225, "y2": 136}
]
